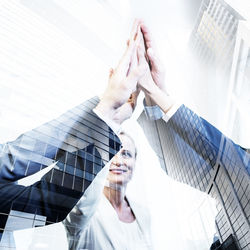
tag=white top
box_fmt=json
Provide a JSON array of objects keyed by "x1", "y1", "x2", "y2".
[
  {"x1": 67, "y1": 194, "x2": 152, "y2": 250},
  {"x1": 64, "y1": 162, "x2": 152, "y2": 250}
]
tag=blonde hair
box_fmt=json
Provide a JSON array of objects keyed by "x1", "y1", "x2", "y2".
[{"x1": 119, "y1": 131, "x2": 137, "y2": 158}]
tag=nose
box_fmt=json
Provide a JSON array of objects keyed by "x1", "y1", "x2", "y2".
[{"x1": 112, "y1": 153, "x2": 124, "y2": 167}]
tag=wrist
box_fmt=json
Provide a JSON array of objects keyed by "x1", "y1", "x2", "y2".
[
  {"x1": 147, "y1": 84, "x2": 161, "y2": 100},
  {"x1": 95, "y1": 100, "x2": 116, "y2": 121},
  {"x1": 147, "y1": 87, "x2": 174, "y2": 114}
]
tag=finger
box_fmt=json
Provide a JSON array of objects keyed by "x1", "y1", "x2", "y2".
[
  {"x1": 129, "y1": 19, "x2": 140, "y2": 43},
  {"x1": 122, "y1": 20, "x2": 140, "y2": 62},
  {"x1": 138, "y1": 29, "x2": 146, "y2": 53},
  {"x1": 128, "y1": 86, "x2": 141, "y2": 110},
  {"x1": 109, "y1": 68, "x2": 114, "y2": 78},
  {"x1": 124, "y1": 20, "x2": 142, "y2": 58},
  {"x1": 126, "y1": 62, "x2": 147, "y2": 90},
  {"x1": 126, "y1": 39, "x2": 130, "y2": 47},
  {"x1": 134, "y1": 25, "x2": 142, "y2": 47},
  {"x1": 127, "y1": 42, "x2": 138, "y2": 76},
  {"x1": 140, "y1": 22, "x2": 155, "y2": 51},
  {"x1": 137, "y1": 44, "x2": 148, "y2": 66},
  {"x1": 118, "y1": 24, "x2": 141, "y2": 75},
  {"x1": 147, "y1": 47, "x2": 161, "y2": 71},
  {"x1": 138, "y1": 29, "x2": 152, "y2": 69}
]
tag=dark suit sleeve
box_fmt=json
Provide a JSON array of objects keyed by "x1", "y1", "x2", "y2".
[
  {"x1": 0, "y1": 96, "x2": 121, "y2": 225},
  {"x1": 158, "y1": 104, "x2": 249, "y2": 191}
]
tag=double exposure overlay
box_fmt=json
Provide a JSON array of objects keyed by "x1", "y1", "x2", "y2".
[{"x1": 0, "y1": 1, "x2": 249, "y2": 250}]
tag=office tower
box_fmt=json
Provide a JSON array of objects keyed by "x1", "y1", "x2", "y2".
[
  {"x1": 138, "y1": 2, "x2": 250, "y2": 249},
  {"x1": 0, "y1": 0, "x2": 122, "y2": 248},
  {"x1": 138, "y1": 104, "x2": 249, "y2": 249},
  {"x1": 0, "y1": 0, "x2": 248, "y2": 249},
  {"x1": 189, "y1": 0, "x2": 243, "y2": 71},
  {"x1": 187, "y1": 0, "x2": 244, "y2": 134},
  {"x1": 0, "y1": 210, "x2": 46, "y2": 249},
  {"x1": 223, "y1": 20, "x2": 250, "y2": 149},
  {"x1": 0, "y1": 97, "x2": 120, "y2": 249}
]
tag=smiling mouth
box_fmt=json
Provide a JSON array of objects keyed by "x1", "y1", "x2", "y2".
[{"x1": 109, "y1": 169, "x2": 127, "y2": 174}]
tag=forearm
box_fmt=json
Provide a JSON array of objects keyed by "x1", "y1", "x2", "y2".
[
  {"x1": 0, "y1": 97, "x2": 120, "y2": 183},
  {"x1": 0, "y1": 97, "x2": 122, "y2": 226},
  {"x1": 145, "y1": 85, "x2": 175, "y2": 114}
]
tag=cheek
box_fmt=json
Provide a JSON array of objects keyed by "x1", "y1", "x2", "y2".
[
  {"x1": 127, "y1": 161, "x2": 135, "y2": 172},
  {"x1": 127, "y1": 166, "x2": 135, "y2": 178}
]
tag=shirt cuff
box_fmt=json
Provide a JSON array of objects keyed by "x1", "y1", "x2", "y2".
[
  {"x1": 93, "y1": 108, "x2": 121, "y2": 135},
  {"x1": 143, "y1": 98, "x2": 182, "y2": 122},
  {"x1": 162, "y1": 101, "x2": 182, "y2": 123},
  {"x1": 143, "y1": 99, "x2": 164, "y2": 120}
]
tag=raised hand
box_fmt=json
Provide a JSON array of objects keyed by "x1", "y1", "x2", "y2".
[
  {"x1": 137, "y1": 28, "x2": 174, "y2": 114},
  {"x1": 140, "y1": 22, "x2": 167, "y2": 94},
  {"x1": 96, "y1": 20, "x2": 147, "y2": 124}
]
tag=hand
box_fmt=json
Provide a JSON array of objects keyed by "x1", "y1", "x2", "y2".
[
  {"x1": 140, "y1": 22, "x2": 167, "y2": 105},
  {"x1": 136, "y1": 33, "x2": 157, "y2": 97},
  {"x1": 137, "y1": 33, "x2": 175, "y2": 114},
  {"x1": 111, "y1": 86, "x2": 140, "y2": 124},
  {"x1": 96, "y1": 20, "x2": 146, "y2": 124}
]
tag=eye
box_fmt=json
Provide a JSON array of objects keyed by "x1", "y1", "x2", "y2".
[{"x1": 121, "y1": 150, "x2": 132, "y2": 158}]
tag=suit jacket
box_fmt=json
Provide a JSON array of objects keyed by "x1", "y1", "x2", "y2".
[
  {"x1": 140, "y1": 104, "x2": 250, "y2": 248},
  {"x1": 151, "y1": 104, "x2": 249, "y2": 190},
  {"x1": 0, "y1": 97, "x2": 121, "y2": 231},
  {"x1": 65, "y1": 102, "x2": 250, "y2": 250},
  {"x1": 1, "y1": 98, "x2": 249, "y2": 247}
]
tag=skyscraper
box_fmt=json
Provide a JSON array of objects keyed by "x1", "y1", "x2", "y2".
[
  {"x1": 137, "y1": 1, "x2": 250, "y2": 248},
  {"x1": 189, "y1": 0, "x2": 243, "y2": 71},
  {"x1": 138, "y1": 104, "x2": 249, "y2": 249}
]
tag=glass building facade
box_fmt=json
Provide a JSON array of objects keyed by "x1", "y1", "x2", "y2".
[
  {"x1": 137, "y1": 1, "x2": 250, "y2": 249},
  {"x1": 138, "y1": 106, "x2": 249, "y2": 249},
  {"x1": 0, "y1": 0, "x2": 249, "y2": 249},
  {"x1": 0, "y1": 97, "x2": 121, "y2": 249},
  {"x1": 189, "y1": 0, "x2": 243, "y2": 70}
]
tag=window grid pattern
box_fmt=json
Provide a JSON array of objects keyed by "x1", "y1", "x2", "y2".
[
  {"x1": 0, "y1": 97, "x2": 121, "y2": 233},
  {"x1": 189, "y1": 0, "x2": 241, "y2": 71},
  {"x1": 0, "y1": 210, "x2": 46, "y2": 249},
  {"x1": 137, "y1": 112, "x2": 167, "y2": 172},
  {"x1": 214, "y1": 166, "x2": 250, "y2": 249},
  {"x1": 219, "y1": 141, "x2": 250, "y2": 249},
  {"x1": 138, "y1": 104, "x2": 250, "y2": 249},
  {"x1": 156, "y1": 105, "x2": 218, "y2": 192}
]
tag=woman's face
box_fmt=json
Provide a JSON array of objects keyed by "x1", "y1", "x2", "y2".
[{"x1": 107, "y1": 133, "x2": 136, "y2": 186}]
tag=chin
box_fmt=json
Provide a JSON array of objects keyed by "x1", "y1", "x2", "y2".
[
  {"x1": 109, "y1": 180, "x2": 125, "y2": 186},
  {"x1": 108, "y1": 178, "x2": 129, "y2": 186}
]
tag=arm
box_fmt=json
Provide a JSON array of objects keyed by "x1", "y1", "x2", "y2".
[
  {"x1": 0, "y1": 19, "x2": 146, "y2": 237},
  {"x1": 63, "y1": 19, "x2": 149, "y2": 246},
  {"x1": 0, "y1": 97, "x2": 118, "y2": 183},
  {"x1": 145, "y1": 102, "x2": 249, "y2": 191},
  {"x1": 138, "y1": 22, "x2": 249, "y2": 191},
  {"x1": 0, "y1": 96, "x2": 122, "y2": 225}
]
